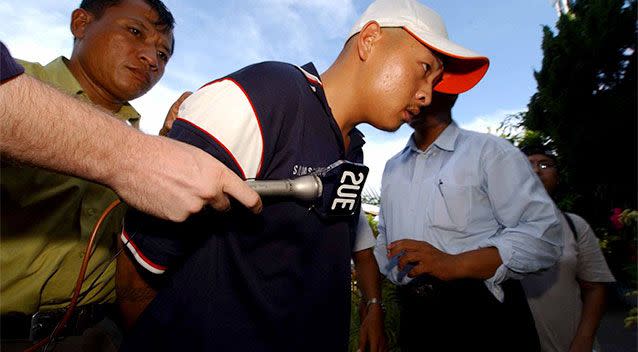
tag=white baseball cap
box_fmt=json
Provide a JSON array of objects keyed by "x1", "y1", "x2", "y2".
[{"x1": 348, "y1": 0, "x2": 489, "y2": 94}]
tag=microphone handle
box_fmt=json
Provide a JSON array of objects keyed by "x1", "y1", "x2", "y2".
[
  {"x1": 246, "y1": 180, "x2": 296, "y2": 196},
  {"x1": 246, "y1": 175, "x2": 322, "y2": 201}
]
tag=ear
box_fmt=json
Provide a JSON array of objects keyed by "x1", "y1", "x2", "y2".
[
  {"x1": 356, "y1": 21, "x2": 382, "y2": 61},
  {"x1": 70, "y1": 8, "x2": 94, "y2": 40}
]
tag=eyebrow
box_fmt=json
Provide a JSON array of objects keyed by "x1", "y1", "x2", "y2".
[{"x1": 128, "y1": 17, "x2": 172, "y2": 55}]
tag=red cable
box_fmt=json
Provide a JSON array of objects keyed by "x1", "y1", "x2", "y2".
[{"x1": 25, "y1": 199, "x2": 122, "y2": 352}]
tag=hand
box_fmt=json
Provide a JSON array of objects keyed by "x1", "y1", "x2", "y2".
[
  {"x1": 387, "y1": 239, "x2": 459, "y2": 281},
  {"x1": 111, "y1": 135, "x2": 262, "y2": 222},
  {"x1": 159, "y1": 91, "x2": 192, "y2": 136},
  {"x1": 358, "y1": 305, "x2": 387, "y2": 352}
]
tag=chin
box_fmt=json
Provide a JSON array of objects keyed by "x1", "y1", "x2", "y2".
[
  {"x1": 408, "y1": 120, "x2": 423, "y2": 129},
  {"x1": 119, "y1": 81, "x2": 154, "y2": 100},
  {"x1": 121, "y1": 87, "x2": 151, "y2": 101},
  {"x1": 375, "y1": 121, "x2": 403, "y2": 132}
]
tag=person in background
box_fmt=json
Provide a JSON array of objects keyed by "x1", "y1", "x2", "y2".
[
  {"x1": 374, "y1": 92, "x2": 562, "y2": 351},
  {"x1": 1, "y1": 1, "x2": 258, "y2": 351},
  {"x1": 114, "y1": 0, "x2": 489, "y2": 350},
  {"x1": 521, "y1": 145, "x2": 615, "y2": 352}
]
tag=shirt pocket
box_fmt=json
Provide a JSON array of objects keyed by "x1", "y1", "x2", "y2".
[{"x1": 428, "y1": 182, "x2": 472, "y2": 232}]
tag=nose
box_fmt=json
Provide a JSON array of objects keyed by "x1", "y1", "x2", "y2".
[
  {"x1": 531, "y1": 164, "x2": 541, "y2": 174},
  {"x1": 415, "y1": 82, "x2": 434, "y2": 107},
  {"x1": 138, "y1": 45, "x2": 159, "y2": 72}
]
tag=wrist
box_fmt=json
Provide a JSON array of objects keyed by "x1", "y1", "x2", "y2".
[
  {"x1": 365, "y1": 298, "x2": 385, "y2": 314},
  {"x1": 440, "y1": 253, "x2": 464, "y2": 280}
]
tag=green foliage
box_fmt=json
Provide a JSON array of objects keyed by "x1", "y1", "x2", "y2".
[
  {"x1": 598, "y1": 208, "x2": 638, "y2": 327},
  {"x1": 599, "y1": 209, "x2": 638, "y2": 285},
  {"x1": 625, "y1": 302, "x2": 637, "y2": 328},
  {"x1": 365, "y1": 213, "x2": 378, "y2": 236},
  {"x1": 522, "y1": 0, "x2": 637, "y2": 225}
]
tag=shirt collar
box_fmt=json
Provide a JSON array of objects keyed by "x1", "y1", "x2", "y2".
[
  {"x1": 44, "y1": 57, "x2": 140, "y2": 122},
  {"x1": 299, "y1": 62, "x2": 366, "y2": 156},
  {"x1": 405, "y1": 121, "x2": 460, "y2": 154},
  {"x1": 433, "y1": 121, "x2": 460, "y2": 152}
]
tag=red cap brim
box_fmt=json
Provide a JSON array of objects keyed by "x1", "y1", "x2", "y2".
[{"x1": 403, "y1": 27, "x2": 490, "y2": 94}]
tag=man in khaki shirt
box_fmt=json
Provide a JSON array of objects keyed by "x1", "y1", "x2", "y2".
[{"x1": 1, "y1": 0, "x2": 175, "y2": 349}]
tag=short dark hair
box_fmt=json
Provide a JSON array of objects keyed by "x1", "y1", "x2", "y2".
[
  {"x1": 520, "y1": 144, "x2": 557, "y2": 162},
  {"x1": 79, "y1": 0, "x2": 175, "y2": 53}
]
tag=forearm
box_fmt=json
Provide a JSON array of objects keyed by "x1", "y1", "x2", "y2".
[
  {"x1": 116, "y1": 241, "x2": 158, "y2": 330},
  {"x1": 353, "y1": 248, "x2": 387, "y2": 351},
  {"x1": 574, "y1": 282, "x2": 607, "y2": 342},
  {"x1": 353, "y1": 248, "x2": 383, "y2": 301},
  {"x1": 0, "y1": 73, "x2": 261, "y2": 221},
  {"x1": 452, "y1": 247, "x2": 502, "y2": 280},
  {"x1": 0, "y1": 73, "x2": 141, "y2": 186}
]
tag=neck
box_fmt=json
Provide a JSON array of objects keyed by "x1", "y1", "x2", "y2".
[
  {"x1": 413, "y1": 119, "x2": 451, "y2": 151},
  {"x1": 67, "y1": 54, "x2": 123, "y2": 113},
  {"x1": 321, "y1": 60, "x2": 360, "y2": 150}
]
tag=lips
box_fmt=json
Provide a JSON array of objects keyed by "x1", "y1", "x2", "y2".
[
  {"x1": 402, "y1": 107, "x2": 420, "y2": 123},
  {"x1": 127, "y1": 66, "x2": 151, "y2": 85}
]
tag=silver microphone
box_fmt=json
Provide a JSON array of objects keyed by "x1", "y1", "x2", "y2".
[{"x1": 246, "y1": 174, "x2": 323, "y2": 201}]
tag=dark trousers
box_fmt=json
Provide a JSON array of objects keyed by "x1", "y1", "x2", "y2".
[
  {"x1": 1, "y1": 304, "x2": 122, "y2": 352},
  {"x1": 398, "y1": 276, "x2": 539, "y2": 352}
]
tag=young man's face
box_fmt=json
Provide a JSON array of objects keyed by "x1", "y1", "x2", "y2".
[
  {"x1": 73, "y1": 0, "x2": 173, "y2": 101},
  {"x1": 362, "y1": 28, "x2": 444, "y2": 132}
]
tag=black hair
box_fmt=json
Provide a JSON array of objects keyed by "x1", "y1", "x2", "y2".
[
  {"x1": 520, "y1": 144, "x2": 557, "y2": 162},
  {"x1": 80, "y1": 0, "x2": 174, "y2": 30},
  {"x1": 79, "y1": 0, "x2": 175, "y2": 52}
]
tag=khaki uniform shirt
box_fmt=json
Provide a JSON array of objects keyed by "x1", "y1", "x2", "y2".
[{"x1": 0, "y1": 57, "x2": 140, "y2": 314}]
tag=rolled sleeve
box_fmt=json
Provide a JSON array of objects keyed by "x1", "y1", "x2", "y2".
[{"x1": 479, "y1": 148, "x2": 563, "y2": 300}]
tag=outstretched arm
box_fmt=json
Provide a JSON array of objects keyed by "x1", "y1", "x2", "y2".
[{"x1": 0, "y1": 72, "x2": 261, "y2": 221}]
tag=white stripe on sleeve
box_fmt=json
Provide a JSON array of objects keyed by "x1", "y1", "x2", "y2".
[{"x1": 178, "y1": 79, "x2": 264, "y2": 179}]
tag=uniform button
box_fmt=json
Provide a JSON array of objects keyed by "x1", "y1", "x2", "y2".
[{"x1": 87, "y1": 208, "x2": 96, "y2": 216}]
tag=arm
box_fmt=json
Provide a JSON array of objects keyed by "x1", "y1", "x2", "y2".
[
  {"x1": 387, "y1": 242, "x2": 502, "y2": 281},
  {"x1": 569, "y1": 214, "x2": 615, "y2": 352},
  {"x1": 115, "y1": 74, "x2": 283, "y2": 326},
  {"x1": 0, "y1": 73, "x2": 261, "y2": 221},
  {"x1": 478, "y1": 146, "x2": 563, "y2": 299},
  {"x1": 353, "y1": 211, "x2": 387, "y2": 351},
  {"x1": 116, "y1": 240, "x2": 157, "y2": 330},
  {"x1": 569, "y1": 280, "x2": 607, "y2": 352},
  {"x1": 389, "y1": 145, "x2": 561, "y2": 300}
]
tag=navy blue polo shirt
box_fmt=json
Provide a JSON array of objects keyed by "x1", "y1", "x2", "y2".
[
  {"x1": 121, "y1": 62, "x2": 365, "y2": 351},
  {"x1": 1, "y1": 42, "x2": 25, "y2": 82}
]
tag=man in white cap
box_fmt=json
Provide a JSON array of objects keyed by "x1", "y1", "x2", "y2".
[
  {"x1": 376, "y1": 90, "x2": 562, "y2": 350},
  {"x1": 116, "y1": 0, "x2": 491, "y2": 351}
]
